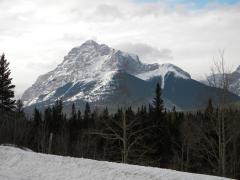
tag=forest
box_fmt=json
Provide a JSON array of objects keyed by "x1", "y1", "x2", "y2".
[{"x1": 0, "y1": 54, "x2": 240, "y2": 179}]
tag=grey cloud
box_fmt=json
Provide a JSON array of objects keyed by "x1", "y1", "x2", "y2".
[
  {"x1": 133, "y1": 3, "x2": 170, "y2": 17},
  {"x1": 1, "y1": 0, "x2": 240, "y2": 96},
  {"x1": 90, "y1": 4, "x2": 125, "y2": 21},
  {"x1": 61, "y1": 34, "x2": 85, "y2": 43},
  {"x1": 116, "y1": 43, "x2": 173, "y2": 62}
]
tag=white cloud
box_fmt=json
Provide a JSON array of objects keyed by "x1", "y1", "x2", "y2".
[
  {"x1": 90, "y1": 4, "x2": 125, "y2": 21},
  {"x1": 115, "y1": 43, "x2": 173, "y2": 63},
  {"x1": 0, "y1": 0, "x2": 240, "y2": 96}
]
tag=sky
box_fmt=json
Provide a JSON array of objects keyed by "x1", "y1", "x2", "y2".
[{"x1": 0, "y1": 0, "x2": 240, "y2": 97}]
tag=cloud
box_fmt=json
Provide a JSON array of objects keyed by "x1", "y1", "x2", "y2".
[
  {"x1": 0, "y1": 0, "x2": 240, "y2": 96},
  {"x1": 61, "y1": 34, "x2": 85, "y2": 43},
  {"x1": 26, "y1": 61, "x2": 59, "y2": 71},
  {"x1": 90, "y1": 4, "x2": 125, "y2": 21},
  {"x1": 116, "y1": 43, "x2": 173, "y2": 62}
]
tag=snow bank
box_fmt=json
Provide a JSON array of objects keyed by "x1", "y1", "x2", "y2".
[{"x1": 0, "y1": 146, "x2": 230, "y2": 180}]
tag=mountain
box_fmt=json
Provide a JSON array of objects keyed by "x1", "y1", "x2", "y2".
[
  {"x1": 231, "y1": 66, "x2": 240, "y2": 95},
  {"x1": 205, "y1": 65, "x2": 240, "y2": 96},
  {"x1": 22, "y1": 40, "x2": 240, "y2": 113}
]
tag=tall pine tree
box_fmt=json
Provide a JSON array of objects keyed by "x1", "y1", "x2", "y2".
[
  {"x1": 71, "y1": 103, "x2": 77, "y2": 121},
  {"x1": 52, "y1": 99, "x2": 64, "y2": 133},
  {"x1": 16, "y1": 99, "x2": 24, "y2": 115},
  {"x1": 152, "y1": 83, "x2": 164, "y2": 117},
  {"x1": 84, "y1": 102, "x2": 91, "y2": 128},
  {"x1": 0, "y1": 54, "x2": 15, "y2": 111},
  {"x1": 146, "y1": 83, "x2": 171, "y2": 166},
  {"x1": 68, "y1": 103, "x2": 78, "y2": 155}
]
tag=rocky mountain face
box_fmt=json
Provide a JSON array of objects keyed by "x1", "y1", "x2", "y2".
[
  {"x1": 22, "y1": 40, "x2": 240, "y2": 113},
  {"x1": 229, "y1": 66, "x2": 240, "y2": 96},
  {"x1": 205, "y1": 66, "x2": 240, "y2": 96}
]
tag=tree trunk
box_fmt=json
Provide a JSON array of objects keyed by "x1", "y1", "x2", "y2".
[
  {"x1": 123, "y1": 113, "x2": 127, "y2": 163},
  {"x1": 222, "y1": 113, "x2": 226, "y2": 176},
  {"x1": 48, "y1": 133, "x2": 53, "y2": 154}
]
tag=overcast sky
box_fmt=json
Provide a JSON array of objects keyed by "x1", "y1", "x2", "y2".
[{"x1": 0, "y1": 0, "x2": 240, "y2": 97}]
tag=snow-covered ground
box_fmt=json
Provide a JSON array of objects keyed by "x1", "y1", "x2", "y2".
[{"x1": 0, "y1": 146, "x2": 231, "y2": 180}]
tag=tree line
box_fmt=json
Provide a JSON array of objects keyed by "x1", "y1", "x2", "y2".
[{"x1": 0, "y1": 54, "x2": 240, "y2": 179}]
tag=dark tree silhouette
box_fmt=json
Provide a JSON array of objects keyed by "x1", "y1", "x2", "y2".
[{"x1": 0, "y1": 54, "x2": 15, "y2": 111}]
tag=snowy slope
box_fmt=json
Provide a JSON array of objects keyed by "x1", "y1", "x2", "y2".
[
  {"x1": 0, "y1": 146, "x2": 230, "y2": 180},
  {"x1": 21, "y1": 40, "x2": 190, "y2": 109},
  {"x1": 137, "y1": 63, "x2": 190, "y2": 88}
]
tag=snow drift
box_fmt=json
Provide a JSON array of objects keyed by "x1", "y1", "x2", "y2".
[{"x1": 0, "y1": 146, "x2": 230, "y2": 180}]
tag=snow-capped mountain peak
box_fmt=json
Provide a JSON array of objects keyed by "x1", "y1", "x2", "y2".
[
  {"x1": 22, "y1": 40, "x2": 191, "y2": 108},
  {"x1": 82, "y1": 39, "x2": 98, "y2": 46}
]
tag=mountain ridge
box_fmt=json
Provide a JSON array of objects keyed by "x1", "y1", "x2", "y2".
[
  {"x1": 204, "y1": 65, "x2": 240, "y2": 96},
  {"x1": 22, "y1": 40, "x2": 190, "y2": 108},
  {"x1": 21, "y1": 40, "x2": 240, "y2": 112}
]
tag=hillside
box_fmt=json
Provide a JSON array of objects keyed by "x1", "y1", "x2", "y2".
[{"x1": 0, "y1": 146, "x2": 230, "y2": 180}]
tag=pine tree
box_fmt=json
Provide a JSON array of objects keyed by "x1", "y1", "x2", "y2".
[
  {"x1": 83, "y1": 102, "x2": 91, "y2": 128},
  {"x1": 52, "y1": 99, "x2": 64, "y2": 133},
  {"x1": 68, "y1": 103, "x2": 79, "y2": 155},
  {"x1": 150, "y1": 83, "x2": 165, "y2": 126},
  {"x1": 31, "y1": 107, "x2": 42, "y2": 151},
  {"x1": 84, "y1": 102, "x2": 91, "y2": 119},
  {"x1": 205, "y1": 98, "x2": 214, "y2": 115},
  {"x1": 77, "y1": 110, "x2": 82, "y2": 121},
  {"x1": 146, "y1": 83, "x2": 171, "y2": 166},
  {"x1": 16, "y1": 99, "x2": 24, "y2": 115},
  {"x1": 0, "y1": 54, "x2": 15, "y2": 111},
  {"x1": 102, "y1": 107, "x2": 109, "y2": 121},
  {"x1": 76, "y1": 109, "x2": 82, "y2": 130},
  {"x1": 44, "y1": 107, "x2": 53, "y2": 132},
  {"x1": 71, "y1": 103, "x2": 77, "y2": 121},
  {"x1": 152, "y1": 83, "x2": 164, "y2": 117},
  {"x1": 33, "y1": 107, "x2": 42, "y2": 126}
]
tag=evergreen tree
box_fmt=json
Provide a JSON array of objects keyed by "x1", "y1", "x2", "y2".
[
  {"x1": 30, "y1": 107, "x2": 42, "y2": 150},
  {"x1": 52, "y1": 99, "x2": 64, "y2": 133},
  {"x1": 125, "y1": 106, "x2": 134, "y2": 124},
  {"x1": 90, "y1": 108, "x2": 98, "y2": 128},
  {"x1": 44, "y1": 107, "x2": 53, "y2": 133},
  {"x1": 172, "y1": 106, "x2": 176, "y2": 113},
  {"x1": 99, "y1": 107, "x2": 110, "y2": 130},
  {"x1": 68, "y1": 103, "x2": 79, "y2": 155},
  {"x1": 76, "y1": 109, "x2": 82, "y2": 130},
  {"x1": 84, "y1": 103, "x2": 91, "y2": 119},
  {"x1": 16, "y1": 99, "x2": 24, "y2": 115},
  {"x1": 146, "y1": 83, "x2": 172, "y2": 166},
  {"x1": 33, "y1": 107, "x2": 42, "y2": 126},
  {"x1": 205, "y1": 98, "x2": 214, "y2": 115},
  {"x1": 77, "y1": 110, "x2": 82, "y2": 121},
  {"x1": 83, "y1": 102, "x2": 91, "y2": 128},
  {"x1": 71, "y1": 103, "x2": 77, "y2": 121},
  {"x1": 101, "y1": 107, "x2": 109, "y2": 121},
  {"x1": 0, "y1": 54, "x2": 15, "y2": 111},
  {"x1": 152, "y1": 83, "x2": 164, "y2": 117}
]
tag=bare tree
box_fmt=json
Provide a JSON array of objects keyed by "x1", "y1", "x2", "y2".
[
  {"x1": 205, "y1": 50, "x2": 239, "y2": 176},
  {"x1": 91, "y1": 70, "x2": 153, "y2": 164},
  {"x1": 92, "y1": 110, "x2": 151, "y2": 164},
  {"x1": 172, "y1": 113, "x2": 202, "y2": 172}
]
